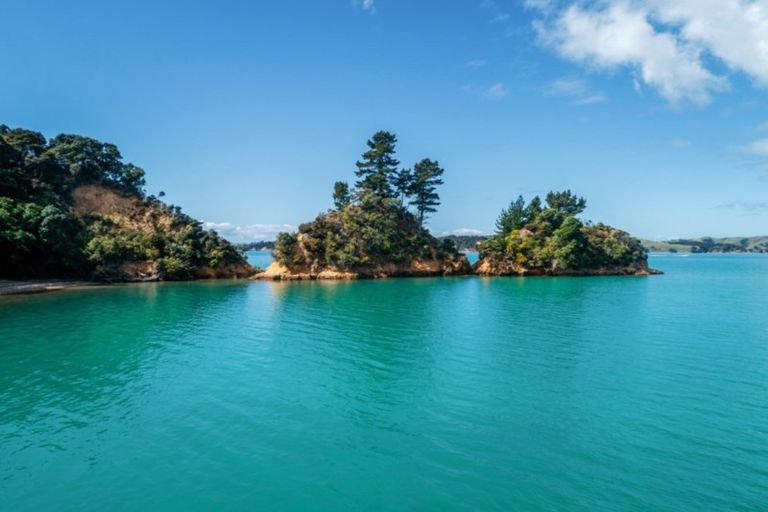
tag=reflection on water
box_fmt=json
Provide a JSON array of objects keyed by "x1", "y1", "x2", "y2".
[{"x1": 1, "y1": 255, "x2": 767, "y2": 511}]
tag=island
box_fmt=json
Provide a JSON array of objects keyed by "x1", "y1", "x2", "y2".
[
  {"x1": 256, "y1": 131, "x2": 657, "y2": 280},
  {"x1": 475, "y1": 192, "x2": 659, "y2": 276},
  {"x1": 256, "y1": 131, "x2": 471, "y2": 280},
  {"x1": 2, "y1": 124, "x2": 661, "y2": 287},
  {"x1": 0, "y1": 124, "x2": 252, "y2": 283}
]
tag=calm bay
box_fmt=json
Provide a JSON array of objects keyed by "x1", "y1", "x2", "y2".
[{"x1": 1, "y1": 254, "x2": 767, "y2": 511}]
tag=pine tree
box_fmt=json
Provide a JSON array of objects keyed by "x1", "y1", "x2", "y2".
[
  {"x1": 332, "y1": 181, "x2": 351, "y2": 209},
  {"x1": 391, "y1": 168, "x2": 414, "y2": 205},
  {"x1": 355, "y1": 131, "x2": 399, "y2": 200},
  {"x1": 495, "y1": 195, "x2": 526, "y2": 235},
  {"x1": 410, "y1": 158, "x2": 444, "y2": 226}
]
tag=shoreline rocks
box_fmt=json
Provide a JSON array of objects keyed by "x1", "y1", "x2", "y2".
[
  {"x1": 252, "y1": 256, "x2": 472, "y2": 281},
  {"x1": 473, "y1": 256, "x2": 662, "y2": 277}
]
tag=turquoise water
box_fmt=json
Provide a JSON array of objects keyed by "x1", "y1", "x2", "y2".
[{"x1": 1, "y1": 254, "x2": 767, "y2": 511}]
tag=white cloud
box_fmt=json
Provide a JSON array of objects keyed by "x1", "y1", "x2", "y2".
[
  {"x1": 353, "y1": 0, "x2": 375, "y2": 13},
  {"x1": 535, "y1": 2, "x2": 728, "y2": 104},
  {"x1": 484, "y1": 82, "x2": 509, "y2": 99},
  {"x1": 758, "y1": 121, "x2": 768, "y2": 131},
  {"x1": 481, "y1": 0, "x2": 511, "y2": 23},
  {"x1": 649, "y1": 0, "x2": 768, "y2": 85},
  {"x1": 544, "y1": 76, "x2": 606, "y2": 105},
  {"x1": 442, "y1": 228, "x2": 488, "y2": 236},
  {"x1": 203, "y1": 222, "x2": 296, "y2": 242},
  {"x1": 739, "y1": 137, "x2": 768, "y2": 157}
]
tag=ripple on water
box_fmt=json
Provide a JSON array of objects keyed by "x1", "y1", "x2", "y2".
[{"x1": 1, "y1": 256, "x2": 768, "y2": 511}]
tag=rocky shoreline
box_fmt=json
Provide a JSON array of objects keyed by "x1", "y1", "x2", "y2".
[
  {"x1": 251, "y1": 257, "x2": 661, "y2": 281},
  {"x1": 253, "y1": 257, "x2": 472, "y2": 281},
  {"x1": 1, "y1": 260, "x2": 663, "y2": 297},
  {"x1": 473, "y1": 257, "x2": 662, "y2": 277}
]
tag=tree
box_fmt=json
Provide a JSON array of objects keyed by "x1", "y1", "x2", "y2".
[
  {"x1": 410, "y1": 158, "x2": 444, "y2": 226},
  {"x1": 391, "y1": 168, "x2": 414, "y2": 204},
  {"x1": 332, "y1": 181, "x2": 351, "y2": 209},
  {"x1": 495, "y1": 195, "x2": 526, "y2": 235},
  {"x1": 45, "y1": 134, "x2": 145, "y2": 193},
  {"x1": 525, "y1": 195, "x2": 542, "y2": 220},
  {"x1": 355, "y1": 131, "x2": 399, "y2": 200},
  {"x1": 545, "y1": 190, "x2": 586, "y2": 216}
]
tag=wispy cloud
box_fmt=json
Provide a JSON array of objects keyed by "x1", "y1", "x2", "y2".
[
  {"x1": 465, "y1": 59, "x2": 488, "y2": 68},
  {"x1": 758, "y1": 121, "x2": 768, "y2": 132},
  {"x1": 739, "y1": 138, "x2": 768, "y2": 157},
  {"x1": 670, "y1": 138, "x2": 692, "y2": 148},
  {"x1": 716, "y1": 201, "x2": 768, "y2": 215},
  {"x1": 480, "y1": 0, "x2": 510, "y2": 24},
  {"x1": 441, "y1": 228, "x2": 488, "y2": 236},
  {"x1": 544, "y1": 76, "x2": 605, "y2": 106},
  {"x1": 484, "y1": 83, "x2": 509, "y2": 100},
  {"x1": 203, "y1": 222, "x2": 296, "y2": 242},
  {"x1": 353, "y1": 0, "x2": 375, "y2": 14}
]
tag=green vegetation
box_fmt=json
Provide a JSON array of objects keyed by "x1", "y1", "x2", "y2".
[
  {"x1": 0, "y1": 124, "x2": 248, "y2": 280},
  {"x1": 273, "y1": 131, "x2": 466, "y2": 274},
  {"x1": 642, "y1": 236, "x2": 768, "y2": 253},
  {"x1": 478, "y1": 191, "x2": 649, "y2": 274}
]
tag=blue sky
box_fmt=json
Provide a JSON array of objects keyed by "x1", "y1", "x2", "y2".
[{"x1": 2, "y1": 0, "x2": 768, "y2": 241}]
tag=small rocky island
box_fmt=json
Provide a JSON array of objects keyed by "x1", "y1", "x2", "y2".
[
  {"x1": 257, "y1": 131, "x2": 470, "y2": 280},
  {"x1": 0, "y1": 124, "x2": 252, "y2": 282},
  {"x1": 475, "y1": 192, "x2": 658, "y2": 276},
  {"x1": 257, "y1": 131, "x2": 656, "y2": 280}
]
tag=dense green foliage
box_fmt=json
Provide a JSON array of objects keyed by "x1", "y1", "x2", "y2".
[
  {"x1": 479, "y1": 191, "x2": 647, "y2": 271},
  {"x1": 275, "y1": 131, "x2": 457, "y2": 270},
  {"x1": 411, "y1": 159, "x2": 444, "y2": 225},
  {"x1": 0, "y1": 124, "x2": 245, "y2": 280}
]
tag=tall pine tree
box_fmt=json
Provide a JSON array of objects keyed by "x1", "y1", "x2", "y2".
[
  {"x1": 355, "y1": 131, "x2": 399, "y2": 201},
  {"x1": 391, "y1": 167, "x2": 414, "y2": 205},
  {"x1": 410, "y1": 158, "x2": 444, "y2": 226}
]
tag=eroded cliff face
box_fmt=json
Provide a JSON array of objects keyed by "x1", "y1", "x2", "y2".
[{"x1": 72, "y1": 185, "x2": 253, "y2": 281}]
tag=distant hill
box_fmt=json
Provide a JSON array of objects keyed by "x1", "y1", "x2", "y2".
[
  {"x1": 642, "y1": 237, "x2": 768, "y2": 253},
  {"x1": 235, "y1": 241, "x2": 275, "y2": 252},
  {"x1": 438, "y1": 235, "x2": 488, "y2": 252}
]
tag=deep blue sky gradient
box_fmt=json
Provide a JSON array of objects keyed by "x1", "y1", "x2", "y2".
[{"x1": 2, "y1": 0, "x2": 767, "y2": 240}]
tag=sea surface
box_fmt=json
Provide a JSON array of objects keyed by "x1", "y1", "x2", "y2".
[{"x1": 1, "y1": 254, "x2": 767, "y2": 511}]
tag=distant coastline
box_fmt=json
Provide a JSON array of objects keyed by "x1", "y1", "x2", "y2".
[
  {"x1": 641, "y1": 237, "x2": 768, "y2": 253},
  {"x1": 443, "y1": 235, "x2": 768, "y2": 254}
]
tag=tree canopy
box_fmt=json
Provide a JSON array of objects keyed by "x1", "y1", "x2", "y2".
[
  {"x1": 479, "y1": 191, "x2": 646, "y2": 273},
  {"x1": 0, "y1": 124, "x2": 245, "y2": 280},
  {"x1": 410, "y1": 158, "x2": 444, "y2": 226},
  {"x1": 274, "y1": 130, "x2": 455, "y2": 272},
  {"x1": 355, "y1": 131, "x2": 399, "y2": 200}
]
